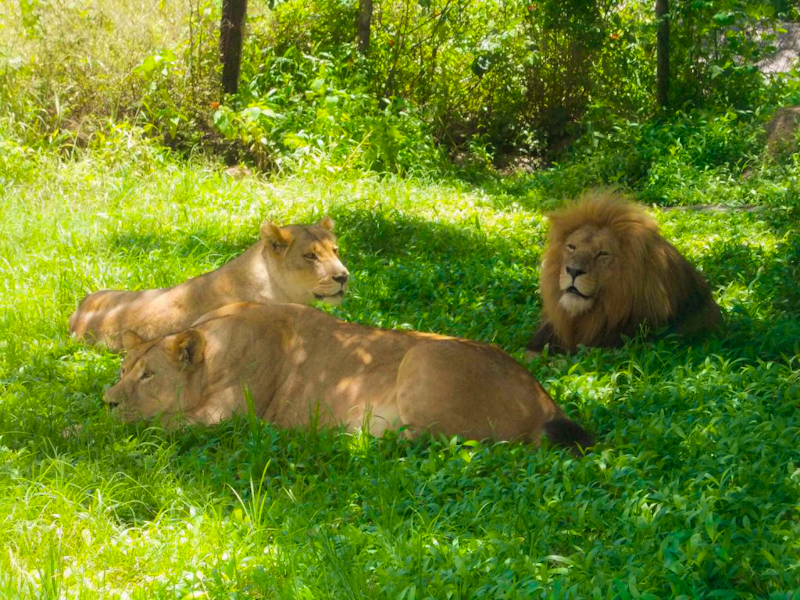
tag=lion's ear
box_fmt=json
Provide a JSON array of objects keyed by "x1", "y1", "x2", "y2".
[
  {"x1": 170, "y1": 329, "x2": 205, "y2": 368},
  {"x1": 122, "y1": 330, "x2": 145, "y2": 351},
  {"x1": 317, "y1": 215, "x2": 334, "y2": 231},
  {"x1": 260, "y1": 222, "x2": 294, "y2": 253}
]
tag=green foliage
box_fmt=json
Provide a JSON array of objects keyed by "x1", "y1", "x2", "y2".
[
  {"x1": 0, "y1": 127, "x2": 798, "y2": 597},
  {"x1": 1, "y1": 0, "x2": 795, "y2": 167},
  {"x1": 219, "y1": 0, "x2": 787, "y2": 165},
  {"x1": 133, "y1": 0, "x2": 221, "y2": 148},
  {"x1": 212, "y1": 48, "x2": 445, "y2": 175},
  {"x1": 668, "y1": 0, "x2": 779, "y2": 109},
  {"x1": 251, "y1": 0, "x2": 631, "y2": 154},
  {"x1": 525, "y1": 106, "x2": 800, "y2": 208},
  {"x1": 0, "y1": 0, "x2": 200, "y2": 146}
]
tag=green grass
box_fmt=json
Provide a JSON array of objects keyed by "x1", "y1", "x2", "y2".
[{"x1": 0, "y1": 128, "x2": 799, "y2": 599}]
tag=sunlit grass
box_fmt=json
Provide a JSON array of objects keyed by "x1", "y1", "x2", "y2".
[{"x1": 0, "y1": 129, "x2": 798, "y2": 598}]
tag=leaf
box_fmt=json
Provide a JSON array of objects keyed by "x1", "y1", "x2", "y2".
[{"x1": 708, "y1": 591, "x2": 740, "y2": 599}]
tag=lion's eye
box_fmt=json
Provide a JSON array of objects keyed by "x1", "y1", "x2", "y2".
[
  {"x1": 140, "y1": 370, "x2": 154, "y2": 381},
  {"x1": 597, "y1": 251, "x2": 610, "y2": 258},
  {"x1": 304, "y1": 253, "x2": 318, "y2": 261},
  {"x1": 567, "y1": 244, "x2": 576, "y2": 252}
]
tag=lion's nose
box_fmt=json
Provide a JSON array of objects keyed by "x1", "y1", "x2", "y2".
[
  {"x1": 104, "y1": 387, "x2": 121, "y2": 408},
  {"x1": 565, "y1": 266, "x2": 585, "y2": 280},
  {"x1": 333, "y1": 273, "x2": 349, "y2": 285}
]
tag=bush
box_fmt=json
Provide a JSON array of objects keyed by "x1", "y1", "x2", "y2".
[
  {"x1": 531, "y1": 108, "x2": 768, "y2": 203},
  {"x1": 212, "y1": 47, "x2": 445, "y2": 174},
  {"x1": 0, "y1": 0, "x2": 795, "y2": 171},
  {"x1": 668, "y1": 0, "x2": 779, "y2": 109},
  {"x1": 255, "y1": 0, "x2": 633, "y2": 153}
]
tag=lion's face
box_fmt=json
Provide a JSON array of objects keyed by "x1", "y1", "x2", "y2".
[
  {"x1": 557, "y1": 225, "x2": 620, "y2": 316},
  {"x1": 105, "y1": 330, "x2": 203, "y2": 423},
  {"x1": 260, "y1": 217, "x2": 350, "y2": 306}
]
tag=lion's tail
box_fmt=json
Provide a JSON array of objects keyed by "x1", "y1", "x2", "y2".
[{"x1": 543, "y1": 417, "x2": 594, "y2": 455}]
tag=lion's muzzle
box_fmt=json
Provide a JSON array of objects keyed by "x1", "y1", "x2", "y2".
[
  {"x1": 314, "y1": 265, "x2": 350, "y2": 304},
  {"x1": 559, "y1": 263, "x2": 595, "y2": 315},
  {"x1": 104, "y1": 382, "x2": 126, "y2": 411}
]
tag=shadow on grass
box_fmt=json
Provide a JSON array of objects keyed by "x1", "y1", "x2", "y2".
[
  {"x1": 694, "y1": 227, "x2": 800, "y2": 360},
  {"x1": 324, "y1": 205, "x2": 542, "y2": 349}
]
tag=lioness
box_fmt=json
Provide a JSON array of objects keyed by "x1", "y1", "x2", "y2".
[
  {"x1": 106, "y1": 302, "x2": 593, "y2": 450},
  {"x1": 69, "y1": 217, "x2": 349, "y2": 351}
]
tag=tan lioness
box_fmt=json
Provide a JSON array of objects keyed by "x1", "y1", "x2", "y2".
[
  {"x1": 69, "y1": 217, "x2": 349, "y2": 351},
  {"x1": 106, "y1": 302, "x2": 593, "y2": 450}
]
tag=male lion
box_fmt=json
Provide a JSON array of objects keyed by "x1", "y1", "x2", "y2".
[
  {"x1": 526, "y1": 191, "x2": 721, "y2": 356},
  {"x1": 106, "y1": 302, "x2": 593, "y2": 451},
  {"x1": 69, "y1": 217, "x2": 349, "y2": 351}
]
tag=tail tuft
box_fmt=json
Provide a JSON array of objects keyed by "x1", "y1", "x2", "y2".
[{"x1": 544, "y1": 418, "x2": 594, "y2": 455}]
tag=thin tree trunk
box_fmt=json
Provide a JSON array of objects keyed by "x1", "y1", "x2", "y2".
[
  {"x1": 357, "y1": 0, "x2": 373, "y2": 55},
  {"x1": 220, "y1": 0, "x2": 248, "y2": 96},
  {"x1": 656, "y1": 0, "x2": 669, "y2": 110}
]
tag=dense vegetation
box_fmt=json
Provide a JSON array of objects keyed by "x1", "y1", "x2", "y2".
[{"x1": 1, "y1": 0, "x2": 799, "y2": 598}]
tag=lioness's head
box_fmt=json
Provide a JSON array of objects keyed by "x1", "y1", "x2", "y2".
[
  {"x1": 260, "y1": 216, "x2": 350, "y2": 306},
  {"x1": 556, "y1": 224, "x2": 620, "y2": 316},
  {"x1": 105, "y1": 329, "x2": 205, "y2": 424}
]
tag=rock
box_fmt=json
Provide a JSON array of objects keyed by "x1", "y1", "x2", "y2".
[{"x1": 764, "y1": 106, "x2": 800, "y2": 158}]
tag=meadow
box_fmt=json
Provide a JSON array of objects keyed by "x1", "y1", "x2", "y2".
[{"x1": 0, "y1": 122, "x2": 798, "y2": 598}]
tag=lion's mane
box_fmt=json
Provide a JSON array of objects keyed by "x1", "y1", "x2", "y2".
[{"x1": 533, "y1": 190, "x2": 721, "y2": 352}]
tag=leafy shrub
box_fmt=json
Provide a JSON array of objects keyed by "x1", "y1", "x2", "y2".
[
  {"x1": 211, "y1": 47, "x2": 445, "y2": 174},
  {"x1": 532, "y1": 108, "x2": 767, "y2": 203},
  {"x1": 669, "y1": 0, "x2": 779, "y2": 109},
  {"x1": 133, "y1": 1, "x2": 222, "y2": 149},
  {"x1": 256, "y1": 0, "x2": 630, "y2": 153},
  {"x1": 1, "y1": 0, "x2": 795, "y2": 169}
]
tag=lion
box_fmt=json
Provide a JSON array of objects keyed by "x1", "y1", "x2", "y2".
[
  {"x1": 526, "y1": 190, "x2": 721, "y2": 356},
  {"x1": 105, "y1": 302, "x2": 593, "y2": 451},
  {"x1": 69, "y1": 217, "x2": 349, "y2": 352}
]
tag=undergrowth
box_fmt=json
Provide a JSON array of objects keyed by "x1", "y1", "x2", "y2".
[{"x1": 0, "y1": 123, "x2": 798, "y2": 598}]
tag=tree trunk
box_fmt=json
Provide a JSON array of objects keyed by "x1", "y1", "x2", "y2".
[
  {"x1": 357, "y1": 0, "x2": 373, "y2": 55},
  {"x1": 220, "y1": 0, "x2": 248, "y2": 96},
  {"x1": 656, "y1": 0, "x2": 669, "y2": 110}
]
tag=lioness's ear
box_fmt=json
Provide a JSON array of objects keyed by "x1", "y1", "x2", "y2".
[
  {"x1": 122, "y1": 330, "x2": 145, "y2": 351},
  {"x1": 317, "y1": 215, "x2": 334, "y2": 231},
  {"x1": 260, "y1": 221, "x2": 293, "y2": 253},
  {"x1": 170, "y1": 329, "x2": 205, "y2": 368}
]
